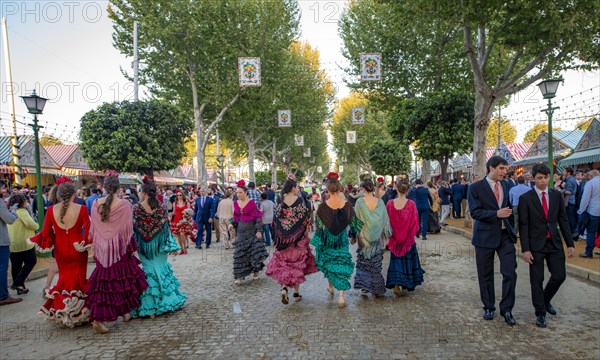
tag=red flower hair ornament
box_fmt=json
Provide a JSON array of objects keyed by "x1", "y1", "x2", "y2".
[
  {"x1": 55, "y1": 176, "x2": 73, "y2": 186},
  {"x1": 142, "y1": 175, "x2": 153, "y2": 184},
  {"x1": 237, "y1": 179, "x2": 246, "y2": 188},
  {"x1": 326, "y1": 172, "x2": 339, "y2": 180},
  {"x1": 377, "y1": 177, "x2": 384, "y2": 183},
  {"x1": 104, "y1": 169, "x2": 119, "y2": 178}
]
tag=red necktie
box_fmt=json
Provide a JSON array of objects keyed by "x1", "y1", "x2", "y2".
[
  {"x1": 542, "y1": 191, "x2": 550, "y2": 238},
  {"x1": 494, "y1": 182, "x2": 500, "y2": 203}
]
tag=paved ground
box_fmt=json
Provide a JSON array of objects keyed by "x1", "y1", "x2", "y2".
[{"x1": 1, "y1": 230, "x2": 599, "y2": 360}]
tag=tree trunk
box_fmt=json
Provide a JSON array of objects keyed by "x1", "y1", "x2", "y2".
[
  {"x1": 472, "y1": 91, "x2": 496, "y2": 178},
  {"x1": 439, "y1": 158, "x2": 449, "y2": 181},
  {"x1": 248, "y1": 140, "x2": 256, "y2": 182},
  {"x1": 271, "y1": 141, "x2": 277, "y2": 185}
]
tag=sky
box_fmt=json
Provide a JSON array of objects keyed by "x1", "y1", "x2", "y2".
[{"x1": 0, "y1": 0, "x2": 598, "y2": 145}]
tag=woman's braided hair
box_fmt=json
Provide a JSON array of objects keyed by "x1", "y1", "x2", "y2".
[
  {"x1": 57, "y1": 182, "x2": 76, "y2": 224},
  {"x1": 99, "y1": 174, "x2": 120, "y2": 222}
]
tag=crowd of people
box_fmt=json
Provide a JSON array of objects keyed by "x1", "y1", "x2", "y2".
[{"x1": 0, "y1": 158, "x2": 598, "y2": 332}]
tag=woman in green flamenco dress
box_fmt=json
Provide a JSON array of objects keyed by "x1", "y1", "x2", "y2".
[
  {"x1": 132, "y1": 180, "x2": 186, "y2": 318},
  {"x1": 311, "y1": 172, "x2": 363, "y2": 308}
]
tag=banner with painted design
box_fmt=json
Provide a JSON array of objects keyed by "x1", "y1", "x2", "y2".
[
  {"x1": 360, "y1": 53, "x2": 382, "y2": 81},
  {"x1": 352, "y1": 108, "x2": 365, "y2": 125},
  {"x1": 339, "y1": 165, "x2": 344, "y2": 173},
  {"x1": 294, "y1": 134, "x2": 304, "y2": 146},
  {"x1": 317, "y1": 166, "x2": 322, "y2": 173},
  {"x1": 238, "y1": 57, "x2": 261, "y2": 87},
  {"x1": 303, "y1": 147, "x2": 311, "y2": 158},
  {"x1": 346, "y1": 131, "x2": 356, "y2": 143},
  {"x1": 278, "y1": 110, "x2": 291, "y2": 127}
]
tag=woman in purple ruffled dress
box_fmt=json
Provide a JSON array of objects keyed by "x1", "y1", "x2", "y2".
[
  {"x1": 86, "y1": 172, "x2": 148, "y2": 333},
  {"x1": 266, "y1": 177, "x2": 317, "y2": 304}
]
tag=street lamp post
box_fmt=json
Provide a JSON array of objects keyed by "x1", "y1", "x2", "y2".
[
  {"x1": 217, "y1": 154, "x2": 225, "y2": 190},
  {"x1": 20, "y1": 90, "x2": 48, "y2": 226},
  {"x1": 537, "y1": 78, "x2": 561, "y2": 189},
  {"x1": 413, "y1": 149, "x2": 420, "y2": 181}
]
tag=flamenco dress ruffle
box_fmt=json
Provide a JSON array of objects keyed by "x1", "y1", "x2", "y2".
[
  {"x1": 132, "y1": 223, "x2": 186, "y2": 317},
  {"x1": 354, "y1": 245, "x2": 386, "y2": 295},
  {"x1": 86, "y1": 240, "x2": 149, "y2": 322},
  {"x1": 266, "y1": 234, "x2": 317, "y2": 286},
  {"x1": 310, "y1": 229, "x2": 354, "y2": 291}
]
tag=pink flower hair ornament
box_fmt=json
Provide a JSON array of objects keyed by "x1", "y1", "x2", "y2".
[{"x1": 287, "y1": 173, "x2": 297, "y2": 181}]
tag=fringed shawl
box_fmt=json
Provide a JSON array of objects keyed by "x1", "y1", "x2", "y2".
[
  {"x1": 90, "y1": 199, "x2": 133, "y2": 268},
  {"x1": 354, "y1": 198, "x2": 391, "y2": 259},
  {"x1": 273, "y1": 196, "x2": 310, "y2": 251},
  {"x1": 314, "y1": 202, "x2": 362, "y2": 249},
  {"x1": 132, "y1": 203, "x2": 176, "y2": 259},
  {"x1": 386, "y1": 199, "x2": 419, "y2": 257}
]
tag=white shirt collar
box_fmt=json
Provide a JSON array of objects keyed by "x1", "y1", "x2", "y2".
[{"x1": 534, "y1": 186, "x2": 548, "y2": 196}]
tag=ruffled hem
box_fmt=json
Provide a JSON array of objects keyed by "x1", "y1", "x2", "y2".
[
  {"x1": 354, "y1": 249, "x2": 386, "y2": 295},
  {"x1": 39, "y1": 289, "x2": 89, "y2": 328},
  {"x1": 313, "y1": 244, "x2": 354, "y2": 291},
  {"x1": 86, "y1": 256, "x2": 149, "y2": 322},
  {"x1": 132, "y1": 260, "x2": 186, "y2": 317},
  {"x1": 385, "y1": 244, "x2": 425, "y2": 291},
  {"x1": 266, "y1": 236, "x2": 317, "y2": 286},
  {"x1": 233, "y1": 234, "x2": 268, "y2": 279}
]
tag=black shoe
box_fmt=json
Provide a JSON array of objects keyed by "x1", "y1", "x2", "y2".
[
  {"x1": 536, "y1": 314, "x2": 547, "y2": 328},
  {"x1": 546, "y1": 304, "x2": 557, "y2": 315},
  {"x1": 503, "y1": 312, "x2": 516, "y2": 326},
  {"x1": 422, "y1": 237, "x2": 428, "y2": 240},
  {"x1": 483, "y1": 309, "x2": 494, "y2": 320},
  {"x1": 579, "y1": 253, "x2": 593, "y2": 258}
]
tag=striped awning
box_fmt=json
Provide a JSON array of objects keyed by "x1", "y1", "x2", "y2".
[
  {"x1": 558, "y1": 148, "x2": 600, "y2": 167},
  {"x1": 60, "y1": 167, "x2": 104, "y2": 176},
  {"x1": 154, "y1": 176, "x2": 183, "y2": 186}
]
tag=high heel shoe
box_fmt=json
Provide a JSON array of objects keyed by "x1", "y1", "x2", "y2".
[
  {"x1": 293, "y1": 293, "x2": 302, "y2": 302},
  {"x1": 92, "y1": 321, "x2": 109, "y2": 334},
  {"x1": 123, "y1": 313, "x2": 132, "y2": 322},
  {"x1": 281, "y1": 288, "x2": 289, "y2": 305},
  {"x1": 338, "y1": 296, "x2": 346, "y2": 309}
]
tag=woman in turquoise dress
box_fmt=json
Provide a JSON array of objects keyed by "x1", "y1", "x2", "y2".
[
  {"x1": 132, "y1": 180, "x2": 186, "y2": 318},
  {"x1": 353, "y1": 179, "x2": 391, "y2": 297},
  {"x1": 311, "y1": 173, "x2": 362, "y2": 308}
]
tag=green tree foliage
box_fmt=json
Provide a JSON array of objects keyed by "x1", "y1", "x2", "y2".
[
  {"x1": 331, "y1": 93, "x2": 388, "y2": 174},
  {"x1": 108, "y1": 0, "x2": 300, "y2": 182},
  {"x1": 368, "y1": 139, "x2": 412, "y2": 178},
  {"x1": 221, "y1": 41, "x2": 331, "y2": 182},
  {"x1": 523, "y1": 123, "x2": 562, "y2": 143},
  {"x1": 459, "y1": 0, "x2": 600, "y2": 176},
  {"x1": 486, "y1": 117, "x2": 518, "y2": 146},
  {"x1": 339, "y1": 0, "x2": 472, "y2": 110},
  {"x1": 79, "y1": 101, "x2": 193, "y2": 175},
  {"x1": 388, "y1": 92, "x2": 474, "y2": 180},
  {"x1": 39, "y1": 135, "x2": 64, "y2": 146}
]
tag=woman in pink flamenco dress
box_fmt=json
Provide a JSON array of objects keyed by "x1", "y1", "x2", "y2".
[
  {"x1": 385, "y1": 180, "x2": 425, "y2": 296},
  {"x1": 266, "y1": 178, "x2": 317, "y2": 304},
  {"x1": 86, "y1": 173, "x2": 148, "y2": 333}
]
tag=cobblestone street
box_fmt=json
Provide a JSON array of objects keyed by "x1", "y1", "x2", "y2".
[{"x1": 1, "y1": 231, "x2": 599, "y2": 360}]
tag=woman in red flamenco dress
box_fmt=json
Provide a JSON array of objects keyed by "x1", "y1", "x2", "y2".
[{"x1": 29, "y1": 180, "x2": 91, "y2": 328}]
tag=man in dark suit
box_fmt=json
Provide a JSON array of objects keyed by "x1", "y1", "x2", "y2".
[
  {"x1": 413, "y1": 180, "x2": 433, "y2": 240},
  {"x1": 518, "y1": 163, "x2": 575, "y2": 328},
  {"x1": 468, "y1": 156, "x2": 517, "y2": 325},
  {"x1": 451, "y1": 179, "x2": 463, "y2": 218},
  {"x1": 194, "y1": 186, "x2": 216, "y2": 249},
  {"x1": 506, "y1": 171, "x2": 517, "y2": 190}
]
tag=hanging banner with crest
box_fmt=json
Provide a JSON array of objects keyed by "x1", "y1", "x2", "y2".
[
  {"x1": 346, "y1": 131, "x2": 356, "y2": 143},
  {"x1": 238, "y1": 57, "x2": 261, "y2": 87},
  {"x1": 352, "y1": 108, "x2": 365, "y2": 125},
  {"x1": 278, "y1": 110, "x2": 291, "y2": 127},
  {"x1": 294, "y1": 134, "x2": 304, "y2": 146},
  {"x1": 360, "y1": 53, "x2": 382, "y2": 81}
]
